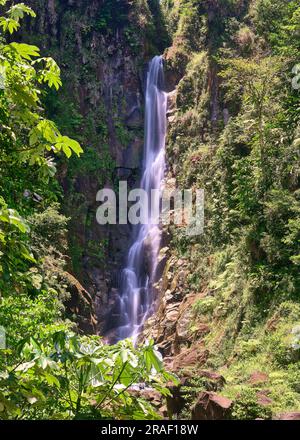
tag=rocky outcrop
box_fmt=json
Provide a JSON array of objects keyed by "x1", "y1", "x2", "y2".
[
  {"x1": 249, "y1": 371, "x2": 269, "y2": 385},
  {"x1": 64, "y1": 272, "x2": 97, "y2": 334},
  {"x1": 143, "y1": 253, "x2": 192, "y2": 354},
  {"x1": 128, "y1": 387, "x2": 168, "y2": 419},
  {"x1": 274, "y1": 412, "x2": 300, "y2": 421},
  {"x1": 197, "y1": 371, "x2": 226, "y2": 391},
  {"x1": 166, "y1": 371, "x2": 226, "y2": 418},
  {"x1": 164, "y1": 346, "x2": 209, "y2": 373},
  {"x1": 142, "y1": 244, "x2": 212, "y2": 371},
  {"x1": 191, "y1": 392, "x2": 232, "y2": 420}
]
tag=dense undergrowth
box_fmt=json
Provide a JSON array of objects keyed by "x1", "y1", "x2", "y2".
[
  {"x1": 1, "y1": 0, "x2": 300, "y2": 421},
  {"x1": 162, "y1": 0, "x2": 300, "y2": 418}
]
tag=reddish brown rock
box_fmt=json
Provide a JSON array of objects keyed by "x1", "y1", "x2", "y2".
[
  {"x1": 198, "y1": 370, "x2": 226, "y2": 391},
  {"x1": 274, "y1": 412, "x2": 300, "y2": 420},
  {"x1": 249, "y1": 371, "x2": 269, "y2": 385},
  {"x1": 128, "y1": 388, "x2": 163, "y2": 409},
  {"x1": 166, "y1": 376, "x2": 192, "y2": 417},
  {"x1": 195, "y1": 323, "x2": 210, "y2": 336},
  {"x1": 256, "y1": 390, "x2": 273, "y2": 406},
  {"x1": 159, "y1": 405, "x2": 169, "y2": 419},
  {"x1": 166, "y1": 347, "x2": 209, "y2": 372},
  {"x1": 191, "y1": 392, "x2": 232, "y2": 420}
]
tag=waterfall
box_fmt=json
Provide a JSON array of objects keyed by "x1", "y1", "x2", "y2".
[{"x1": 116, "y1": 55, "x2": 167, "y2": 342}]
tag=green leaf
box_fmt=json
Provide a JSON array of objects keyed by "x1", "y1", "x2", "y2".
[
  {"x1": 34, "y1": 57, "x2": 62, "y2": 90},
  {"x1": 0, "y1": 17, "x2": 19, "y2": 34},
  {"x1": 7, "y1": 209, "x2": 29, "y2": 233},
  {"x1": 62, "y1": 144, "x2": 72, "y2": 158},
  {"x1": 43, "y1": 372, "x2": 60, "y2": 388},
  {"x1": 8, "y1": 3, "x2": 36, "y2": 21},
  {"x1": 20, "y1": 244, "x2": 36, "y2": 263},
  {"x1": 144, "y1": 346, "x2": 163, "y2": 373},
  {"x1": 8, "y1": 42, "x2": 40, "y2": 60},
  {"x1": 0, "y1": 207, "x2": 29, "y2": 233},
  {"x1": 55, "y1": 136, "x2": 83, "y2": 157}
]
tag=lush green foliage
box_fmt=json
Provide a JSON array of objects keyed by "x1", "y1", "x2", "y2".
[
  {"x1": 0, "y1": 1, "x2": 175, "y2": 420},
  {"x1": 164, "y1": 0, "x2": 300, "y2": 419},
  {"x1": 1, "y1": 0, "x2": 299, "y2": 421},
  {"x1": 0, "y1": 1, "x2": 82, "y2": 298},
  {"x1": 0, "y1": 332, "x2": 177, "y2": 419}
]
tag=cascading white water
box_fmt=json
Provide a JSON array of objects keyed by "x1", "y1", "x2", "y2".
[{"x1": 116, "y1": 55, "x2": 167, "y2": 342}]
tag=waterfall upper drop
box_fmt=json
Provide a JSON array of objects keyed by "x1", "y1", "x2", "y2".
[{"x1": 116, "y1": 55, "x2": 167, "y2": 342}]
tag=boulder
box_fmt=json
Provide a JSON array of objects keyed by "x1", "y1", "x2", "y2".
[
  {"x1": 166, "y1": 376, "x2": 191, "y2": 417},
  {"x1": 256, "y1": 390, "x2": 273, "y2": 406},
  {"x1": 169, "y1": 347, "x2": 209, "y2": 372},
  {"x1": 191, "y1": 392, "x2": 232, "y2": 420},
  {"x1": 274, "y1": 412, "x2": 300, "y2": 420},
  {"x1": 198, "y1": 370, "x2": 226, "y2": 391},
  {"x1": 249, "y1": 371, "x2": 269, "y2": 385}
]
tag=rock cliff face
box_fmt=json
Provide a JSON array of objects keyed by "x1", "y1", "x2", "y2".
[
  {"x1": 143, "y1": 0, "x2": 300, "y2": 420},
  {"x1": 20, "y1": 0, "x2": 169, "y2": 334}
]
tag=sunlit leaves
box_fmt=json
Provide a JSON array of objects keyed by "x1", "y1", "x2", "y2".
[
  {"x1": 8, "y1": 42, "x2": 40, "y2": 60},
  {"x1": 0, "y1": 332, "x2": 176, "y2": 419},
  {"x1": 0, "y1": 10, "x2": 81, "y2": 169},
  {"x1": 55, "y1": 136, "x2": 83, "y2": 158},
  {"x1": 0, "y1": 17, "x2": 19, "y2": 34},
  {"x1": 8, "y1": 3, "x2": 36, "y2": 21},
  {"x1": 143, "y1": 340, "x2": 163, "y2": 373},
  {"x1": 0, "y1": 2, "x2": 35, "y2": 34},
  {"x1": 0, "y1": 3, "x2": 83, "y2": 304},
  {"x1": 29, "y1": 120, "x2": 58, "y2": 146},
  {"x1": 34, "y1": 57, "x2": 62, "y2": 90},
  {"x1": 219, "y1": 56, "x2": 284, "y2": 112},
  {"x1": 29, "y1": 120, "x2": 83, "y2": 161},
  {"x1": 0, "y1": 206, "x2": 29, "y2": 233}
]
